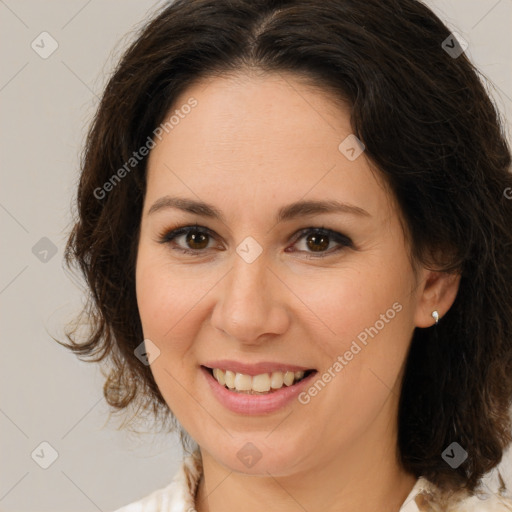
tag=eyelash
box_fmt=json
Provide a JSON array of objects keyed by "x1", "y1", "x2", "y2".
[{"x1": 157, "y1": 223, "x2": 353, "y2": 259}]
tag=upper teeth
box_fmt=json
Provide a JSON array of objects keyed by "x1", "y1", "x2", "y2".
[{"x1": 212, "y1": 368, "x2": 306, "y2": 393}]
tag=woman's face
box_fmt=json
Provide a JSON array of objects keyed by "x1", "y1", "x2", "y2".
[{"x1": 136, "y1": 72, "x2": 433, "y2": 475}]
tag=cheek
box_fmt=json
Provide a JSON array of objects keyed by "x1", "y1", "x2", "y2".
[
  {"x1": 136, "y1": 261, "x2": 174, "y2": 339},
  {"x1": 296, "y1": 263, "x2": 413, "y2": 412},
  {"x1": 297, "y1": 264, "x2": 407, "y2": 353},
  {"x1": 297, "y1": 306, "x2": 412, "y2": 449},
  {"x1": 135, "y1": 256, "x2": 204, "y2": 419},
  {"x1": 135, "y1": 263, "x2": 198, "y2": 396},
  {"x1": 136, "y1": 250, "x2": 203, "y2": 340}
]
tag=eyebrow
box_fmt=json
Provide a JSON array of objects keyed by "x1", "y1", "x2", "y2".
[{"x1": 147, "y1": 196, "x2": 371, "y2": 222}]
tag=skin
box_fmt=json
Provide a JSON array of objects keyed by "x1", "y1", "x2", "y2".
[{"x1": 135, "y1": 71, "x2": 461, "y2": 512}]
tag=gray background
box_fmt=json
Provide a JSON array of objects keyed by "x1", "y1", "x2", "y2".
[{"x1": 1, "y1": 1, "x2": 511, "y2": 510}]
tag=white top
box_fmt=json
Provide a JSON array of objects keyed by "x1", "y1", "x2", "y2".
[{"x1": 111, "y1": 450, "x2": 512, "y2": 512}]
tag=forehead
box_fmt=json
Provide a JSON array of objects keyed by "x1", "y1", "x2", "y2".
[
  {"x1": 145, "y1": 72, "x2": 394, "y2": 220},
  {"x1": 159, "y1": 70, "x2": 351, "y2": 154}
]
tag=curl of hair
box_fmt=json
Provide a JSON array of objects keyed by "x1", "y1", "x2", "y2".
[{"x1": 59, "y1": 0, "x2": 512, "y2": 497}]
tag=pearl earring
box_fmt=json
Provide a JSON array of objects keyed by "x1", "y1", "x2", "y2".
[{"x1": 431, "y1": 310, "x2": 439, "y2": 325}]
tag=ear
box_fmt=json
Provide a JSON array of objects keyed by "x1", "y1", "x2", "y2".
[{"x1": 413, "y1": 270, "x2": 461, "y2": 328}]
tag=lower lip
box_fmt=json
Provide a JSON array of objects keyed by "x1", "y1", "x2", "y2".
[{"x1": 201, "y1": 366, "x2": 317, "y2": 415}]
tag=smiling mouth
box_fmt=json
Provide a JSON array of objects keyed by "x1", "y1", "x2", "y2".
[{"x1": 203, "y1": 366, "x2": 316, "y2": 395}]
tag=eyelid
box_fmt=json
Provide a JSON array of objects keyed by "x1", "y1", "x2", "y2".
[
  {"x1": 289, "y1": 227, "x2": 353, "y2": 247},
  {"x1": 157, "y1": 224, "x2": 353, "y2": 256},
  {"x1": 158, "y1": 223, "x2": 215, "y2": 244}
]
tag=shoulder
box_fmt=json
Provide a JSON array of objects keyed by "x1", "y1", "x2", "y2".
[
  {"x1": 411, "y1": 478, "x2": 512, "y2": 512},
  {"x1": 109, "y1": 450, "x2": 203, "y2": 512}
]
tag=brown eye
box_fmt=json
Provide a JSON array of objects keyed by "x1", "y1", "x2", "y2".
[
  {"x1": 287, "y1": 227, "x2": 353, "y2": 257},
  {"x1": 305, "y1": 232, "x2": 330, "y2": 252},
  {"x1": 186, "y1": 230, "x2": 209, "y2": 250},
  {"x1": 159, "y1": 225, "x2": 216, "y2": 254}
]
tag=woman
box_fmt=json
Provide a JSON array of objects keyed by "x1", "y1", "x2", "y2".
[{"x1": 60, "y1": 0, "x2": 512, "y2": 510}]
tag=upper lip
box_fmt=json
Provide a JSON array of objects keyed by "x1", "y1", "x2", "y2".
[{"x1": 202, "y1": 360, "x2": 315, "y2": 376}]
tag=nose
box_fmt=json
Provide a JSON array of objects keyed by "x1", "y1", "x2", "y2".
[{"x1": 210, "y1": 254, "x2": 290, "y2": 344}]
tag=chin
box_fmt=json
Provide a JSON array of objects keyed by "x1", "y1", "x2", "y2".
[{"x1": 202, "y1": 432, "x2": 311, "y2": 477}]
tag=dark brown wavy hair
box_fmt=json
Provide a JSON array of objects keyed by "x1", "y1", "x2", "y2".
[{"x1": 59, "y1": 0, "x2": 512, "y2": 498}]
